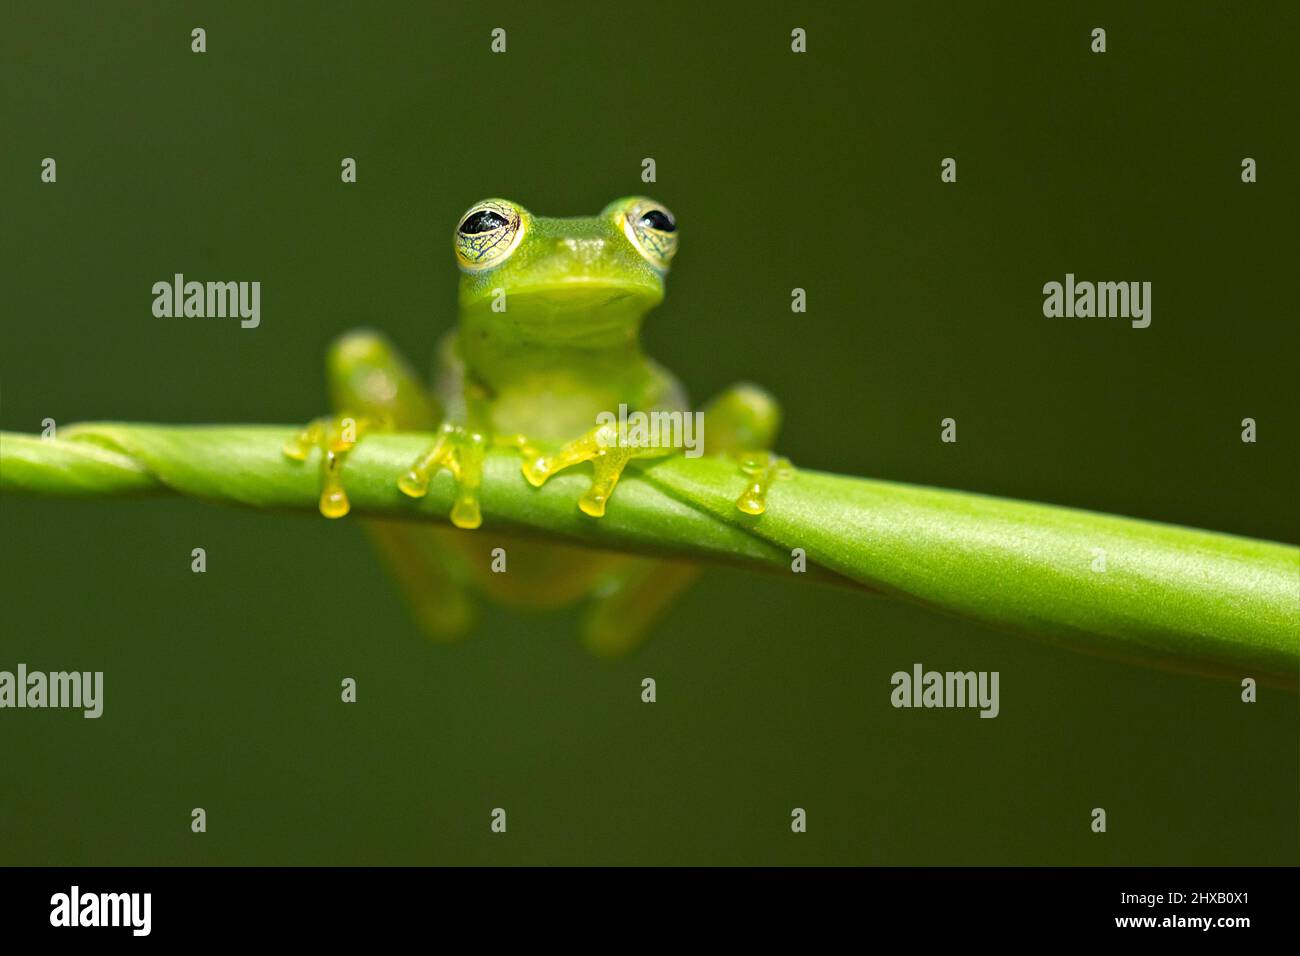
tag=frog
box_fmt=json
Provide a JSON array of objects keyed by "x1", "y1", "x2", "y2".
[{"x1": 284, "y1": 196, "x2": 789, "y2": 653}]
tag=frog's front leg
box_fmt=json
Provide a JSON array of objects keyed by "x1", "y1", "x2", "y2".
[
  {"x1": 701, "y1": 382, "x2": 791, "y2": 515},
  {"x1": 520, "y1": 420, "x2": 675, "y2": 518},
  {"x1": 396, "y1": 380, "x2": 492, "y2": 530},
  {"x1": 396, "y1": 420, "x2": 488, "y2": 529}
]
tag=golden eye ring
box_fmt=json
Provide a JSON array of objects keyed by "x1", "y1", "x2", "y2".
[
  {"x1": 618, "y1": 198, "x2": 678, "y2": 270},
  {"x1": 455, "y1": 199, "x2": 526, "y2": 271}
]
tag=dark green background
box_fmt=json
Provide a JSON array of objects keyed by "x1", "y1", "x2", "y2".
[{"x1": 2, "y1": 1, "x2": 1296, "y2": 865}]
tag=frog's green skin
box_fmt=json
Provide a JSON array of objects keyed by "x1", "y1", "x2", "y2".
[{"x1": 285, "y1": 197, "x2": 785, "y2": 652}]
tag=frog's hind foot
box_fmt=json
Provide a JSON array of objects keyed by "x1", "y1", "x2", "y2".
[
  {"x1": 397, "y1": 422, "x2": 488, "y2": 530},
  {"x1": 698, "y1": 381, "x2": 791, "y2": 517},
  {"x1": 283, "y1": 414, "x2": 380, "y2": 519},
  {"x1": 733, "y1": 451, "x2": 794, "y2": 516},
  {"x1": 520, "y1": 424, "x2": 641, "y2": 518}
]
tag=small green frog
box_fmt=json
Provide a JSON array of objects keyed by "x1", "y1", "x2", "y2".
[{"x1": 285, "y1": 197, "x2": 788, "y2": 652}]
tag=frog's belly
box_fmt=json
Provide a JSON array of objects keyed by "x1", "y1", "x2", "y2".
[{"x1": 489, "y1": 382, "x2": 629, "y2": 443}]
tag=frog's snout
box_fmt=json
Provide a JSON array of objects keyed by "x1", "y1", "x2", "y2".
[{"x1": 556, "y1": 237, "x2": 607, "y2": 265}]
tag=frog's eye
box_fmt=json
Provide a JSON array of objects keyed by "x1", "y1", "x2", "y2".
[
  {"x1": 455, "y1": 199, "x2": 525, "y2": 271},
  {"x1": 620, "y1": 199, "x2": 678, "y2": 270},
  {"x1": 638, "y1": 208, "x2": 676, "y2": 233},
  {"x1": 461, "y1": 210, "x2": 510, "y2": 234}
]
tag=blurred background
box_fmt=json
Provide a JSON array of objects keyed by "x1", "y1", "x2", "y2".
[{"x1": 1, "y1": 1, "x2": 1295, "y2": 864}]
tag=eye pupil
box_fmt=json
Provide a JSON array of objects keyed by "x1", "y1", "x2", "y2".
[
  {"x1": 461, "y1": 210, "x2": 509, "y2": 234},
  {"x1": 639, "y1": 209, "x2": 676, "y2": 233}
]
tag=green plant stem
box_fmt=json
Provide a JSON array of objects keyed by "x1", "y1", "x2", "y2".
[{"x1": 2, "y1": 423, "x2": 1296, "y2": 686}]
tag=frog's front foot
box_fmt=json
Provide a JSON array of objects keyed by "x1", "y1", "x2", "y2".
[
  {"x1": 733, "y1": 451, "x2": 794, "y2": 515},
  {"x1": 283, "y1": 413, "x2": 382, "y2": 519},
  {"x1": 397, "y1": 422, "x2": 488, "y2": 530},
  {"x1": 520, "y1": 424, "x2": 651, "y2": 518}
]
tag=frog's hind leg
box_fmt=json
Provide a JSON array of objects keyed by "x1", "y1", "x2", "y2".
[
  {"x1": 283, "y1": 414, "x2": 375, "y2": 519},
  {"x1": 582, "y1": 557, "x2": 701, "y2": 657},
  {"x1": 579, "y1": 384, "x2": 788, "y2": 654},
  {"x1": 701, "y1": 382, "x2": 791, "y2": 516},
  {"x1": 291, "y1": 329, "x2": 476, "y2": 640},
  {"x1": 365, "y1": 521, "x2": 475, "y2": 640},
  {"x1": 284, "y1": 330, "x2": 444, "y2": 519}
]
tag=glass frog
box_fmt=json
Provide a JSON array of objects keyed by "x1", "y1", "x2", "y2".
[{"x1": 285, "y1": 197, "x2": 788, "y2": 652}]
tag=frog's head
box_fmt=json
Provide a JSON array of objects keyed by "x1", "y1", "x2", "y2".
[{"x1": 453, "y1": 196, "x2": 677, "y2": 346}]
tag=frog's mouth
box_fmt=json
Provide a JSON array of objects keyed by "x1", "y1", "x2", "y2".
[
  {"x1": 462, "y1": 277, "x2": 663, "y2": 347},
  {"x1": 518, "y1": 278, "x2": 658, "y2": 309}
]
